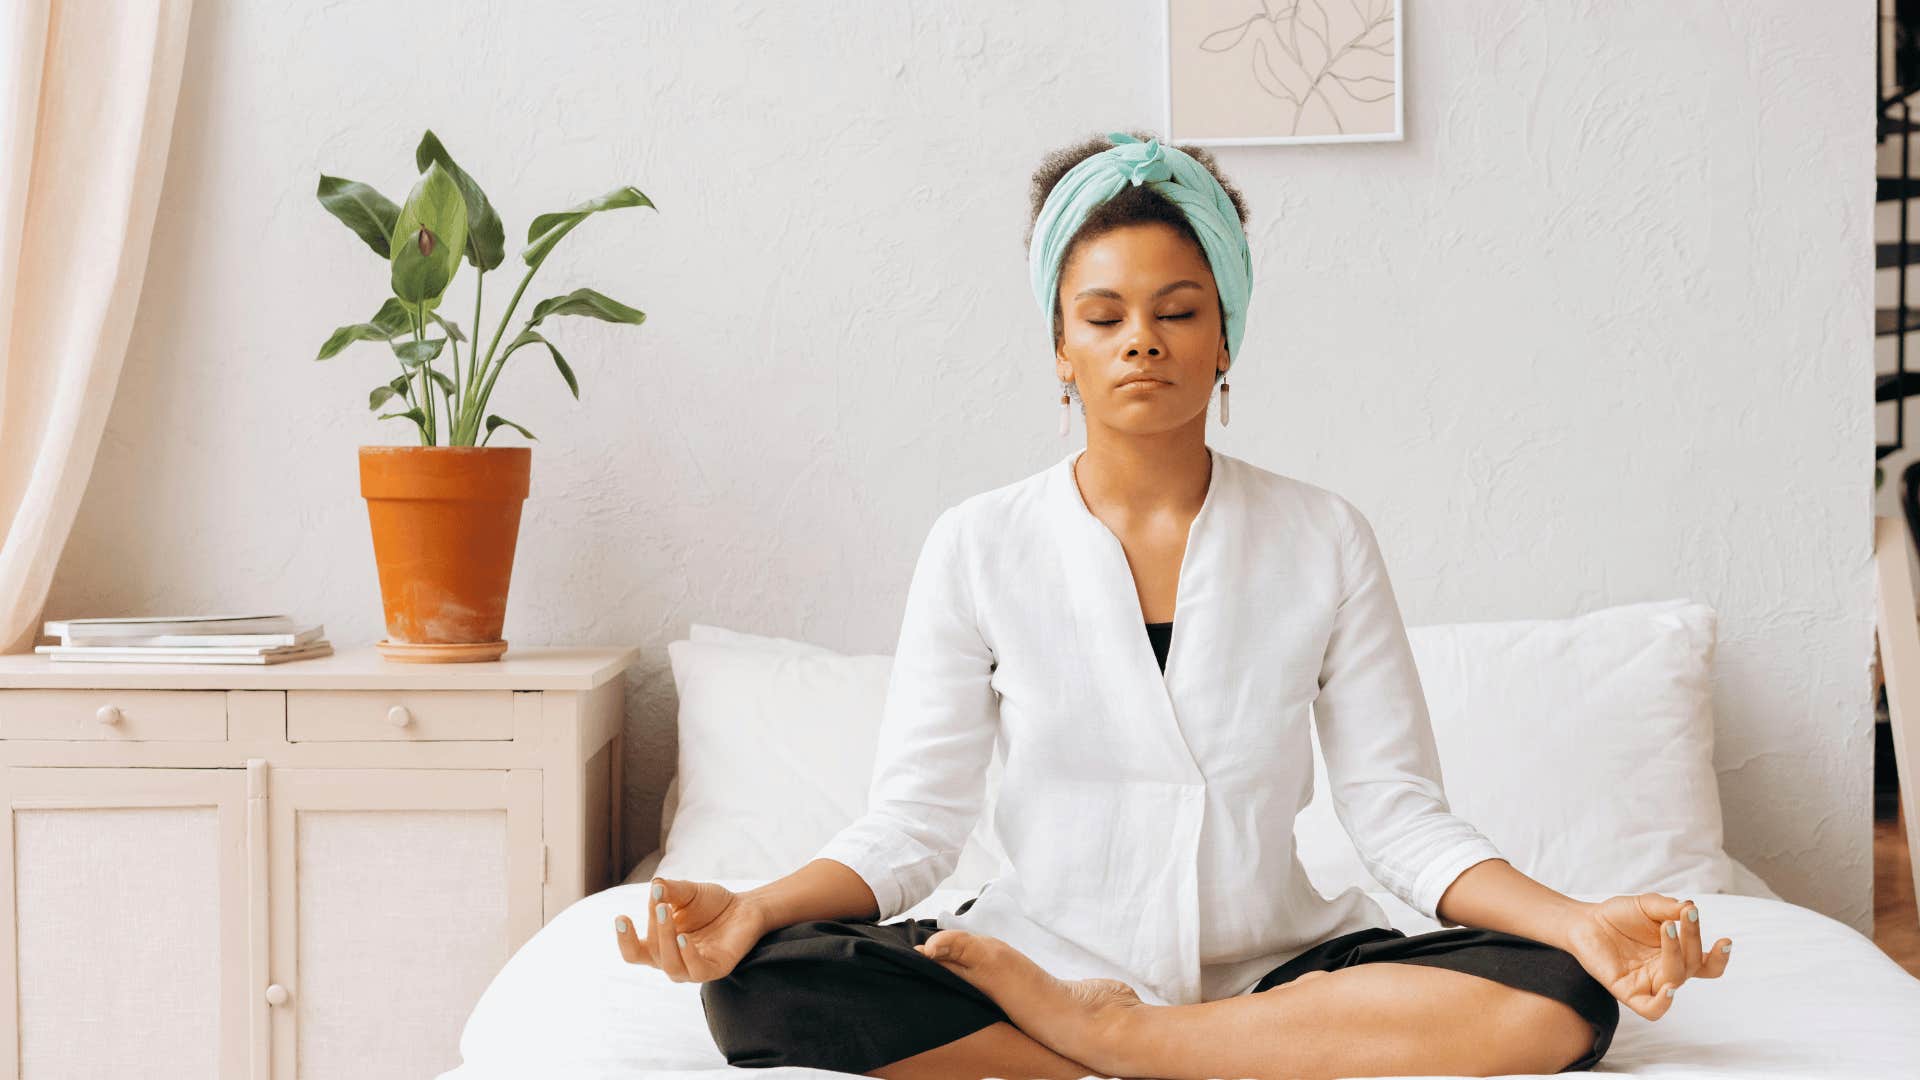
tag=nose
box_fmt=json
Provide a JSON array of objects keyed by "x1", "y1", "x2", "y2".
[
  {"x1": 1126, "y1": 327, "x2": 1164, "y2": 357},
  {"x1": 1124, "y1": 312, "x2": 1167, "y2": 357}
]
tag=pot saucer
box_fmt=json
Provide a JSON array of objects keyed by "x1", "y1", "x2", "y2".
[{"x1": 375, "y1": 639, "x2": 508, "y2": 663}]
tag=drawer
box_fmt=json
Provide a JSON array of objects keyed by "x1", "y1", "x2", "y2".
[
  {"x1": 287, "y1": 689, "x2": 515, "y2": 741},
  {"x1": 0, "y1": 689, "x2": 228, "y2": 740}
]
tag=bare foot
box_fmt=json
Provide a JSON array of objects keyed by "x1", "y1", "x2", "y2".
[{"x1": 916, "y1": 928, "x2": 1145, "y2": 1072}]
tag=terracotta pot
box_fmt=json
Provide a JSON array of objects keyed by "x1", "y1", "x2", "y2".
[{"x1": 359, "y1": 446, "x2": 531, "y2": 663}]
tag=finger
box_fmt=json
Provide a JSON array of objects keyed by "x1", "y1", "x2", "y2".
[
  {"x1": 1623, "y1": 979, "x2": 1675, "y2": 1022},
  {"x1": 1638, "y1": 892, "x2": 1687, "y2": 926},
  {"x1": 653, "y1": 899, "x2": 690, "y2": 980},
  {"x1": 1699, "y1": 936, "x2": 1733, "y2": 978},
  {"x1": 655, "y1": 877, "x2": 713, "y2": 930},
  {"x1": 654, "y1": 877, "x2": 692, "y2": 912},
  {"x1": 1645, "y1": 981, "x2": 1679, "y2": 1020},
  {"x1": 1677, "y1": 900, "x2": 1705, "y2": 977},
  {"x1": 645, "y1": 896, "x2": 666, "y2": 970},
  {"x1": 614, "y1": 913, "x2": 651, "y2": 966},
  {"x1": 1659, "y1": 914, "x2": 1686, "y2": 990}
]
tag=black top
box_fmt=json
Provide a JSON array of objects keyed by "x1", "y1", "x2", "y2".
[{"x1": 1145, "y1": 619, "x2": 1173, "y2": 672}]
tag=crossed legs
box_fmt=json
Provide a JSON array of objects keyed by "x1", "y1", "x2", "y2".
[
  {"x1": 866, "y1": 1020, "x2": 1101, "y2": 1080},
  {"x1": 878, "y1": 929, "x2": 1595, "y2": 1080}
]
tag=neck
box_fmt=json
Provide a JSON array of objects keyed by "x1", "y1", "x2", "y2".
[{"x1": 1073, "y1": 421, "x2": 1212, "y2": 519}]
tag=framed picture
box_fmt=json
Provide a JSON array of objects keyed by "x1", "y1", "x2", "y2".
[{"x1": 1162, "y1": 0, "x2": 1403, "y2": 145}]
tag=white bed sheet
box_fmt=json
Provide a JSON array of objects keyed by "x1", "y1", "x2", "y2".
[{"x1": 438, "y1": 860, "x2": 1920, "y2": 1080}]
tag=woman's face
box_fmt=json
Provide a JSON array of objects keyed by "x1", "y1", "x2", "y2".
[{"x1": 1054, "y1": 222, "x2": 1229, "y2": 436}]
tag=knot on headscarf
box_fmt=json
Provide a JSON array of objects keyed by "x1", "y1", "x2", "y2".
[
  {"x1": 1112, "y1": 135, "x2": 1174, "y2": 186},
  {"x1": 1029, "y1": 131, "x2": 1253, "y2": 361}
]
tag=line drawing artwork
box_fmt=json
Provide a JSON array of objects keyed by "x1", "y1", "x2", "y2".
[{"x1": 1164, "y1": 0, "x2": 1402, "y2": 145}]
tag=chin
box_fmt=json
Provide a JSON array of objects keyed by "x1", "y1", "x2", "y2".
[{"x1": 1097, "y1": 402, "x2": 1207, "y2": 434}]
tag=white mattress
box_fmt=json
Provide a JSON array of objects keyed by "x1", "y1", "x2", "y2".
[{"x1": 437, "y1": 858, "x2": 1920, "y2": 1080}]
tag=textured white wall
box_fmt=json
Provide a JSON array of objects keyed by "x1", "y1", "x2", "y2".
[{"x1": 46, "y1": 2, "x2": 1875, "y2": 931}]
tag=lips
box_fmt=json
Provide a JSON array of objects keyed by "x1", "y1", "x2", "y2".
[{"x1": 1118, "y1": 375, "x2": 1171, "y2": 387}]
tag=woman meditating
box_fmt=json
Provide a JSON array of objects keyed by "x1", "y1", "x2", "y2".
[{"x1": 614, "y1": 130, "x2": 1734, "y2": 1079}]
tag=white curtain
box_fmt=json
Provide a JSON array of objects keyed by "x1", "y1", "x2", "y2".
[{"x1": 0, "y1": 0, "x2": 194, "y2": 653}]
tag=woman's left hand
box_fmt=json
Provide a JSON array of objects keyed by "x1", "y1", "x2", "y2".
[{"x1": 1562, "y1": 892, "x2": 1732, "y2": 1020}]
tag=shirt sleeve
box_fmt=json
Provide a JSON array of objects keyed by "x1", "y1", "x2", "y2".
[
  {"x1": 812, "y1": 505, "x2": 999, "y2": 921},
  {"x1": 1311, "y1": 496, "x2": 1504, "y2": 925}
]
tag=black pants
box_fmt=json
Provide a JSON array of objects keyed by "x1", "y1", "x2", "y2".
[{"x1": 701, "y1": 896, "x2": 1619, "y2": 1075}]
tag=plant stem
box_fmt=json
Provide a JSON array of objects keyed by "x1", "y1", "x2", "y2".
[
  {"x1": 446, "y1": 310, "x2": 461, "y2": 427},
  {"x1": 413, "y1": 307, "x2": 436, "y2": 445},
  {"x1": 462, "y1": 269, "x2": 486, "y2": 444},
  {"x1": 394, "y1": 336, "x2": 421, "y2": 417},
  {"x1": 469, "y1": 260, "x2": 541, "y2": 440},
  {"x1": 382, "y1": 311, "x2": 424, "y2": 443},
  {"x1": 396, "y1": 364, "x2": 421, "y2": 424}
]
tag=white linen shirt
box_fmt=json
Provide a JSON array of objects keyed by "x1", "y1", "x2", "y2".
[{"x1": 814, "y1": 445, "x2": 1504, "y2": 1006}]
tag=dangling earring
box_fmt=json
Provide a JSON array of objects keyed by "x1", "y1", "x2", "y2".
[
  {"x1": 1219, "y1": 375, "x2": 1231, "y2": 427},
  {"x1": 1058, "y1": 381, "x2": 1073, "y2": 438}
]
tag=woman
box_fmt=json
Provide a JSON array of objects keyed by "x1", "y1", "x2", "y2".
[{"x1": 615, "y1": 131, "x2": 1734, "y2": 1079}]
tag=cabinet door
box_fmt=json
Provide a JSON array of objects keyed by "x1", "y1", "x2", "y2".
[
  {"x1": 0, "y1": 766, "x2": 250, "y2": 1080},
  {"x1": 267, "y1": 768, "x2": 540, "y2": 1080}
]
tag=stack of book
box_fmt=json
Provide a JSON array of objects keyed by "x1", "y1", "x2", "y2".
[{"x1": 36, "y1": 614, "x2": 333, "y2": 665}]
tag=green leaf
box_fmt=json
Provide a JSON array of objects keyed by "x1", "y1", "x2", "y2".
[
  {"x1": 377, "y1": 406, "x2": 430, "y2": 441},
  {"x1": 526, "y1": 287, "x2": 647, "y2": 328},
  {"x1": 505, "y1": 328, "x2": 579, "y2": 399},
  {"x1": 392, "y1": 338, "x2": 448, "y2": 367},
  {"x1": 389, "y1": 161, "x2": 470, "y2": 312},
  {"x1": 368, "y1": 297, "x2": 413, "y2": 333},
  {"x1": 423, "y1": 367, "x2": 456, "y2": 397},
  {"x1": 415, "y1": 130, "x2": 505, "y2": 271},
  {"x1": 485, "y1": 414, "x2": 537, "y2": 442},
  {"x1": 368, "y1": 375, "x2": 411, "y2": 411},
  {"x1": 316, "y1": 297, "x2": 414, "y2": 360},
  {"x1": 317, "y1": 175, "x2": 401, "y2": 258},
  {"x1": 428, "y1": 312, "x2": 466, "y2": 342},
  {"x1": 521, "y1": 186, "x2": 654, "y2": 268}
]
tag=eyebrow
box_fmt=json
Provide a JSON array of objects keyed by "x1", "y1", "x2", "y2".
[{"x1": 1071, "y1": 279, "x2": 1205, "y2": 302}]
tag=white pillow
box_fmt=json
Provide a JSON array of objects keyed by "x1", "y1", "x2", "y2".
[
  {"x1": 654, "y1": 624, "x2": 1005, "y2": 893},
  {"x1": 667, "y1": 599, "x2": 1736, "y2": 906},
  {"x1": 1295, "y1": 598, "x2": 1736, "y2": 899},
  {"x1": 653, "y1": 623, "x2": 841, "y2": 848}
]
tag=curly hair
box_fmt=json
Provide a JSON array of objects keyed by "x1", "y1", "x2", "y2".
[{"x1": 1027, "y1": 129, "x2": 1251, "y2": 392}]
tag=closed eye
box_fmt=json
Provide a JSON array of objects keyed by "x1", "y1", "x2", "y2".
[{"x1": 1088, "y1": 314, "x2": 1195, "y2": 325}]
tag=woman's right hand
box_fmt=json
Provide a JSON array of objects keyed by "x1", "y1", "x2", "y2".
[{"x1": 614, "y1": 877, "x2": 768, "y2": 982}]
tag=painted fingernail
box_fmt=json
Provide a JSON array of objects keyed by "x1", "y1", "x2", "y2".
[
  {"x1": 1686, "y1": 907, "x2": 1699, "y2": 923},
  {"x1": 1721, "y1": 942, "x2": 1732, "y2": 954},
  {"x1": 615, "y1": 915, "x2": 630, "y2": 933},
  {"x1": 653, "y1": 882, "x2": 664, "y2": 901},
  {"x1": 657, "y1": 903, "x2": 669, "y2": 924},
  {"x1": 677, "y1": 933, "x2": 688, "y2": 948},
  {"x1": 1665, "y1": 921, "x2": 1678, "y2": 939},
  {"x1": 1665, "y1": 987, "x2": 1675, "y2": 998}
]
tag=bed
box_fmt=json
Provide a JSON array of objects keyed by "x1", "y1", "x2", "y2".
[
  {"x1": 436, "y1": 597, "x2": 1920, "y2": 1079},
  {"x1": 437, "y1": 861, "x2": 1920, "y2": 1080}
]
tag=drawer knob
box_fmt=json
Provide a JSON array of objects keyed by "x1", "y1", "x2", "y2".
[
  {"x1": 95, "y1": 705, "x2": 122, "y2": 726},
  {"x1": 386, "y1": 705, "x2": 414, "y2": 728},
  {"x1": 265, "y1": 983, "x2": 289, "y2": 1006}
]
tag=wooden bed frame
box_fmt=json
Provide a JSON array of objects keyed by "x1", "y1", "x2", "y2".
[{"x1": 1871, "y1": 515, "x2": 1920, "y2": 928}]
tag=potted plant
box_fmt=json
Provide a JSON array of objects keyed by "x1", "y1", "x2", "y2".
[{"x1": 315, "y1": 130, "x2": 653, "y2": 662}]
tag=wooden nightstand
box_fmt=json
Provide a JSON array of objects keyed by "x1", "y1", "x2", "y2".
[{"x1": 0, "y1": 643, "x2": 637, "y2": 1080}]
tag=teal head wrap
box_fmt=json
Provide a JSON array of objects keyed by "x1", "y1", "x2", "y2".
[{"x1": 1029, "y1": 131, "x2": 1253, "y2": 362}]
